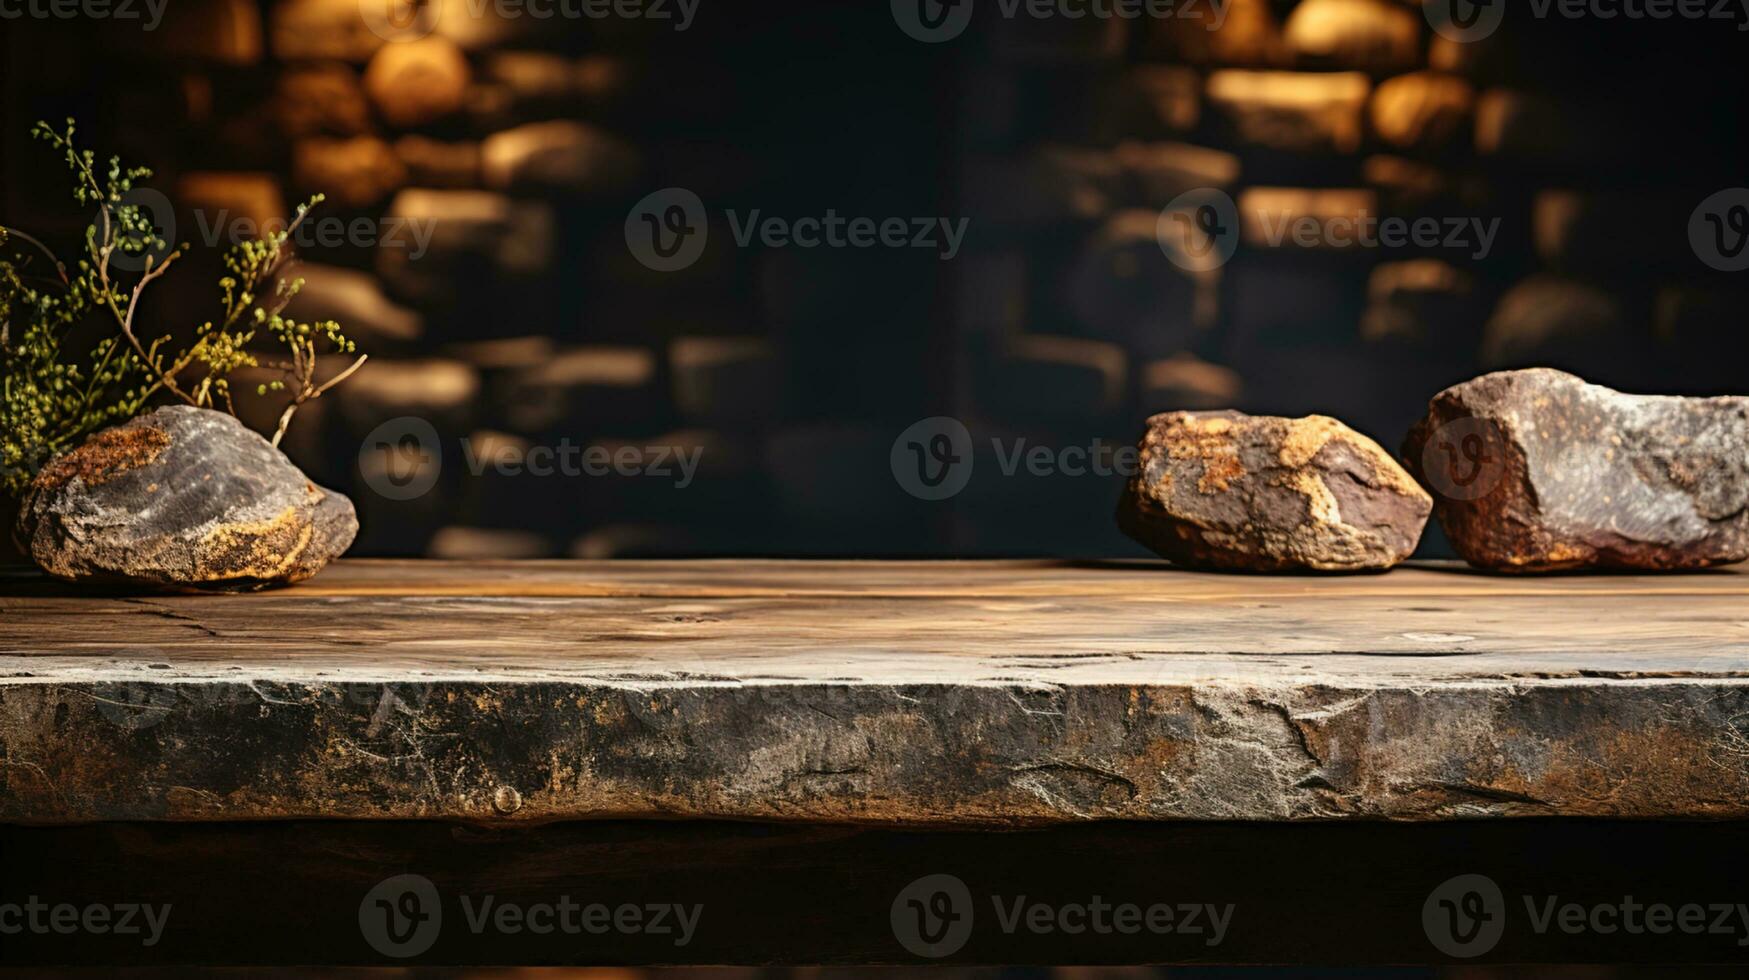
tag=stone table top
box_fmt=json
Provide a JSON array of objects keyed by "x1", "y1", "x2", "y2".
[{"x1": 2, "y1": 559, "x2": 1746, "y2": 825}]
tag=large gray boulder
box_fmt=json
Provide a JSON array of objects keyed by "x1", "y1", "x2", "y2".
[{"x1": 16, "y1": 406, "x2": 356, "y2": 590}]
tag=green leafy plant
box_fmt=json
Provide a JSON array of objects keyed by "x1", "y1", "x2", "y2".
[{"x1": 0, "y1": 119, "x2": 367, "y2": 497}]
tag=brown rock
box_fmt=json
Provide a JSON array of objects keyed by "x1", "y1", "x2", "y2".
[
  {"x1": 1370, "y1": 72, "x2": 1474, "y2": 153},
  {"x1": 292, "y1": 136, "x2": 405, "y2": 209},
  {"x1": 1119, "y1": 411, "x2": 1431, "y2": 571},
  {"x1": 394, "y1": 136, "x2": 481, "y2": 188},
  {"x1": 481, "y1": 121, "x2": 640, "y2": 196},
  {"x1": 1404, "y1": 369, "x2": 1749, "y2": 573},
  {"x1": 363, "y1": 37, "x2": 470, "y2": 128},
  {"x1": 1284, "y1": 0, "x2": 1421, "y2": 74},
  {"x1": 1146, "y1": 0, "x2": 1284, "y2": 67},
  {"x1": 1206, "y1": 70, "x2": 1370, "y2": 154},
  {"x1": 15, "y1": 406, "x2": 356, "y2": 590},
  {"x1": 276, "y1": 64, "x2": 372, "y2": 139}
]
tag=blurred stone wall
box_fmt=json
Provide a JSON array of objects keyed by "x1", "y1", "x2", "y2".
[{"x1": 2, "y1": 0, "x2": 1745, "y2": 558}]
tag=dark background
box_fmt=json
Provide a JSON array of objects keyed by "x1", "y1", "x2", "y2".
[{"x1": 3, "y1": 0, "x2": 1748, "y2": 559}]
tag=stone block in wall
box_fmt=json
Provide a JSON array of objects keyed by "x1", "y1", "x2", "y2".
[
  {"x1": 292, "y1": 136, "x2": 406, "y2": 209},
  {"x1": 1481, "y1": 275, "x2": 1644, "y2": 386},
  {"x1": 276, "y1": 64, "x2": 372, "y2": 140},
  {"x1": 1138, "y1": 353, "x2": 1244, "y2": 414},
  {"x1": 1116, "y1": 141, "x2": 1240, "y2": 206},
  {"x1": 978, "y1": 335, "x2": 1128, "y2": 425},
  {"x1": 963, "y1": 147, "x2": 1120, "y2": 230},
  {"x1": 136, "y1": 0, "x2": 263, "y2": 64},
  {"x1": 481, "y1": 51, "x2": 577, "y2": 107},
  {"x1": 481, "y1": 121, "x2": 641, "y2": 198},
  {"x1": 376, "y1": 189, "x2": 555, "y2": 307},
  {"x1": 443, "y1": 336, "x2": 556, "y2": 373},
  {"x1": 427, "y1": 526, "x2": 554, "y2": 559},
  {"x1": 394, "y1": 136, "x2": 482, "y2": 188},
  {"x1": 1145, "y1": 0, "x2": 1284, "y2": 67},
  {"x1": 1284, "y1": 0, "x2": 1421, "y2": 75},
  {"x1": 669, "y1": 337, "x2": 783, "y2": 429},
  {"x1": 280, "y1": 262, "x2": 424, "y2": 352},
  {"x1": 1063, "y1": 210, "x2": 1216, "y2": 358},
  {"x1": 364, "y1": 37, "x2": 471, "y2": 129},
  {"x1": 495, "y1": 346, "x2": 664, "y2": 438},
  {"x1": 329, "y1": 357, "x2": 480, "y2": 443},
  {"x1": 176, "y1": 172, "x2": 287, "y2": 235},
  {"x1": 1206, "y1": 70, "x2": 1370, "y2": 154},
  {"x1": 1363, "y1": 154, "x2": 1463, "y2": 215},
  {"x1": 1359, "y1": 259, "x2": 1483, "y2": 354},
  {"x1": 270, "y1": 0, "x2": 383, "y2": 61},
  {"x1": 1370, "y1": 72, "x2": 1474, "y2": 154},
  {"x1": 1118, "y1": 66, "x2": 1202, "y2": 136},
  {"x1": 1238, "y1": 187, "x2": 1380, "y2": 250}
]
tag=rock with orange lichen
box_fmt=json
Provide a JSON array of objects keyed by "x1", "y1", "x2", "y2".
[
  {"x1": 15, "y1": 406, "x2": 356, "y2": 591},
  {"x1": 1404, "y1": 368, "x2": 1749, "y2": 573},
  {"x1": 1118, "y1": 410, "x2": 1431, "y2": 571}
]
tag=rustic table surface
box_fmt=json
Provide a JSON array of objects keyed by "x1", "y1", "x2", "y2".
[{"x1": 2, "y1": 559, "x2": 1747, "y2": 966}]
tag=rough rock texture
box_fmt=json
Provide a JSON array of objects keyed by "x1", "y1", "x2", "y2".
[
  {"x1": 15, "y1": 406, "x2": 356, "y2": 590},
  {"x1": 1118, "y1": 411, "x2": 1431, "y2": 571},
  {"x1": 1405, "y1": 368, "x2": 1749, "y2": 572}
]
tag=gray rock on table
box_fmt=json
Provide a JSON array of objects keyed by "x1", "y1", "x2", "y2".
[
  {"x1": 15, "y1": 406, "x2": 357, "y2": 591},
  {"x1": 1118, "y1": 410, "x2": 1431, "y2": 571},
  {"x1": 1405, "y1": 368, "x2": 1749, "y2": 572}
]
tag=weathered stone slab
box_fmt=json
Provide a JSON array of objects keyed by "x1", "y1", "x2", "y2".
[
  {"x1": 2, "y1": 560, "x2": 1748, "y2": 825},
  {"x1": 1405, "y1": 368, "x2": 1749, "y2": 572}
]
